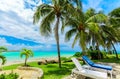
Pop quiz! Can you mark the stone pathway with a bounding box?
[0,67,43,79]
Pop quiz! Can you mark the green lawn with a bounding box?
[3,62,75,79]
[2,54,120,79]
[95,54,120,63]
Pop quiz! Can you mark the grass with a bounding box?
[94,54,120,63]
[2,54,120,79]
[2,62,76,79]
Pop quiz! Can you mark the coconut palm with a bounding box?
[102,7,120,59]
[33,0,74,68]
[20,48,34,66]
[62,1,106,56]
[0,46,7,65]
[100,23,119,59]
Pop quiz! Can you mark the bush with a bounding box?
[73,52,82,57]
[61,57,72,63]
[101,51,107,58]
[0,72,19,79]
[90,50,104,60]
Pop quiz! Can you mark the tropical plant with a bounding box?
[0,55,6,65]
[109,7,120,28]
[0,46,7,65]
[20,48,34,66]
[73,52,82,57]
[33,0,74,68]
[0,72,19,79]
[102,7,120,59]
[62,1,107,57]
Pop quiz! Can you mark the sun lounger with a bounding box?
[71,58,107,79]
[82,55,112,79]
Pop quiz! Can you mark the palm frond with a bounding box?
[20,49,34,58]
[87,22,100,33]
[86,14,107,23]
[65,17,79,27]
[0,55,6,65]
[65,29,77,41]
[40,10,55,36]
[0,47,7,53]
[72,33,79,48]
[33,4,53,24]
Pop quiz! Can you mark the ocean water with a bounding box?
[2,51,76,62]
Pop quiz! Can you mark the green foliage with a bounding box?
[61,57,72,63]
[89,50,103,60]
[101,51,107,58]
[87,46,107,60]
[0,72,19,79]
[0,55,6,65]
[73,52,82,57]
[20,48,34,66]
[3,62,75,79]
[2,55,120,79]
[33,0,75,68]
[0,46,7,53]
[0,46,7,65]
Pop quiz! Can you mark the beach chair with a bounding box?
[82,55,112,79]
[71,58,107,79]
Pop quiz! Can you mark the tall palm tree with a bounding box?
[33,0,74,68]
[100,24,119,59]
[62,1,106,56]
[0,46,7,65]
[20,48,34,66]
[102,7,120,59]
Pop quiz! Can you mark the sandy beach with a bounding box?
[1,57,58,67]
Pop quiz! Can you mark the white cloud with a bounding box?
[83,0,103,12]
[0,0,79,51]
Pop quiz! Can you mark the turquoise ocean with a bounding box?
[2,51,76,62]
[2,51,120,63]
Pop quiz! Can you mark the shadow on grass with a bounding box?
[99,58,120,63]
[93,55,120,64]
[44,63,75,76]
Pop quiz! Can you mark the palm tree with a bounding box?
[0,55,6,65]
[0,46,7,65]
[33,0,74,68]
[100,24,119,59]
[62,1,106,56]
[20,48,34,66]
[102,7,120,59]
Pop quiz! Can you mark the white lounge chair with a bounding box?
[71,58,107,79]
[82,55,112,79]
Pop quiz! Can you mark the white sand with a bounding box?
[1,57,58,67]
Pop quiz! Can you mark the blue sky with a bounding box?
[0,0,120,52]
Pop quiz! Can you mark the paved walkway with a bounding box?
[0,68,43,79]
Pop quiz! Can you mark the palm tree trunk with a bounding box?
[96,42,101,60]
[25,57,27,66]
[55,17,61,68]
[111,42,119,59]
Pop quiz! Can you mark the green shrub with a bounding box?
[61,57,72,63]
[101,51,107,58]
[90,50,105,60]
[73,52,82,57]
[0,72,19,79]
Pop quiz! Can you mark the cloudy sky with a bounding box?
[0,0,120,52]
